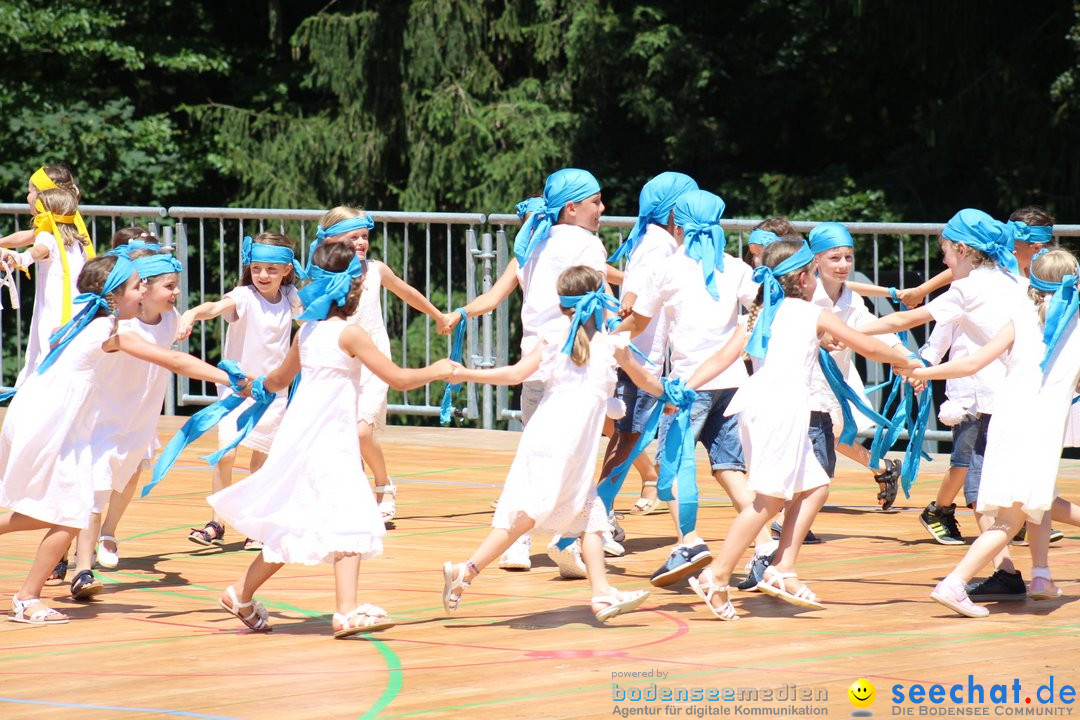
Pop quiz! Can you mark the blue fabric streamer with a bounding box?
[297,255,366,321]
[943,209,1019,275]
[201,376,277,466]
[747,229,781,247]
[744,241,816,359]
[307,216,375,273]
[37,256,136,375]
[608,172,698,263]
[1030,262,1079,371]
[439,308,469,424]
[513,169,601,267]
[111,239,161,257]
[142,361,250,497]
[133,254,183,279]
[817,348,893,445]
[558,289,620,354]
[1008,220,1054,244]
[515,197,545,220]
[241,235,307,281]
[808,222,853,254]
[674,190,727,300]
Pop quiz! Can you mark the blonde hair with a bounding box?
[556,266,604,367]
[1028,249,1079,324]
[36,187,86,249]
[942,238,994,268]
[319,206,369,233]
[744,239,812,354]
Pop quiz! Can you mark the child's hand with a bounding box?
[175,312,196,342]
[237,377,254,398]
[430,357,456,380]
[448,360,467,382]
[440,311,463,335]
[0,249,16,269]
[903,374,927,392]
[819,333,845,352]
[434,314,451,335]
[897,287,926,308]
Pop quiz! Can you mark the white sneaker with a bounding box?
[602,529,625,557]
[546,537,587,579]
[96,536,119,570]
[499,534,532,570]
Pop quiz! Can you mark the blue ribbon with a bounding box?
[515,197,545,220]
[112,239,161,256]
[808,222,853,254]
[817,348,893,445]
[601,378,698,536]
[513,169,601,267]
[675,190,727,300]
[1008,220,1054,244]
[307,216,375,272]
[36,256,136,375]
[439,308,469,424]
[201,376,277,466]
[1031,262,1079,371]
[867,353,932,497]
[603,317,656,367]
[297,255,366,321]
[608,172,698,263]
[142,361,252,497]
[747,228,781,247]
[943,208,1019,275]
[242,235,307,281]
[133,254,183,279]
[744,241,816,359]
[558,290,620,354]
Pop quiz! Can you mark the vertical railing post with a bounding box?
[176,220,191,407]
[494,227,510,423]
[479,231,495,428]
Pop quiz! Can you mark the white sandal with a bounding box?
[218,586,272,632]
[442,561,471,614]
[629,481,663,515]
[592,589,650,622]
[96,535,119,570]
[755,568,823,610]
[9,596,69,625]
[377,481,397,522]
[688,568,738,620]
[333,604,396,638]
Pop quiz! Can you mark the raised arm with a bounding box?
[108,332,232,386]
[905,322,1014,381]
[451,342,543,387]
[818,311,915,368]
[340,324,453,390]
[686,325,747,390]
[176,296,238,342]
[443,259,521,333]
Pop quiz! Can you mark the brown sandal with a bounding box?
[189,521,225,547]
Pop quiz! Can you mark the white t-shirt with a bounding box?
[633,249,758,390]
[621,224,676,377]
[220,284,302,382]
[515,224,608,355]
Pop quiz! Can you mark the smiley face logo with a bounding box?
[848,678,876,709]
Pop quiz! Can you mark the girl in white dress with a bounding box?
[905,249,1080,617]
[209,242,454,638]
[0,254,232,624]
[176,232,303,550]
[314,206,449,523]
[441,266,652,623]
[68,249,185,598]
[681,240,911,620]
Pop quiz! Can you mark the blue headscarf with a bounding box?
[557,288,620,354]
[133,254,183,279]
[808,222,853,254]
[674,190,727,300]
[1030,250,1079,371]
[308,216,375,273]
[608,172,698,263]
[112,238,161,257]
[744,241,816,359]
[1008,220,1054,245]
[942,209,1019,274]
[513,169,602,267]
[515,196,545,220]
[242,235,306,280]
[747,228,781,247]
[297,254,366,321]
[37,256,136,374]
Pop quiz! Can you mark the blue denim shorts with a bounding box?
[808,411,837,478]
[613,369,660,435]
[962,414,991,507]
[657,387,746,472]
[949,415,980,468]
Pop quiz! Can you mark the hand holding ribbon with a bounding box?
[439,308,469,424]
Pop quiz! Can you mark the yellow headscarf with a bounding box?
[30,168,96,324]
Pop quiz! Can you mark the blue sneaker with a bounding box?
[650,543,712,587]
[736,552,773,591]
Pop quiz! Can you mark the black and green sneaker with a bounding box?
[966,569,1026,601]
[919,502,964,545]
[1010,526,1066,546]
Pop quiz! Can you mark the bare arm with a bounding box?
[176,296,238,341]
[614,346,664,397]
[686,325,747,390]
[905,322,1014,381]
[444,260,521,334]
[846,280,892,299]
[340,324,453,390]
[610,310,651,338]
[856,305,934,335]
[262,336,302,394]
[0,229,35,249]
[108,332,232,385]
[380,263,448,332]
[818,311,914,367]
[898,269,953,308]
[605,264,624,286]
[451,343,543,386]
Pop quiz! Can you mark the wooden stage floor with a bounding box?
[2,418,1080,719]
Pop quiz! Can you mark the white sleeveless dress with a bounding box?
[348,260,392,428]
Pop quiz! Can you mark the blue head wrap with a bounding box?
[37,256,136,374]
[242,235,307,281]
[747,228,781,247]
[133,254,183,279]
[808,222,854,254]
[1008,220,1054,245]
[942,209,1019,274]
[111,238,161,257]
[297,254,366,321]
[744,241,816,359]
[557,288,620,354]
[1029,250,1079,371]
[674,190,727,300]
[513,169,602,267]
[515,196,545,220]
[609,172,698,263]
[308,216,375,274]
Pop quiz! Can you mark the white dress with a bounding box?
[726,299,830,500]
[216,284,301,453]
[0,317,111,528]
[89,310,179,493]
[348,260,391,428]
[15,231,88,386]
[977,303,1077,523]
[208,320,385,565]
[492,319,623,536]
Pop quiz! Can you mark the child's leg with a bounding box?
[333,552,362,615]
[0,511,55,535]
[359,421,392,491]
[230,552,285,603]
[703,495,787,586]
[1051,495,1080,526]
[17,525,78,608]
[581,531,614,598]
[1025,513,1060,598]
[835,441,870,466]
[633,453,658,500]
[208,448,237,527]
[937,467,966,507]
[714,469,774,549]
[99,469,141,558]
[771,484,829,591]
[950,507,1026,584]
[974,510,1017,573]
[446,513,537,610]
[73,512,101,575]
